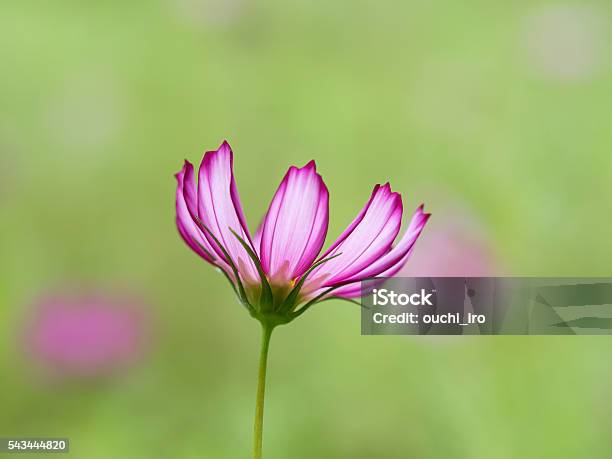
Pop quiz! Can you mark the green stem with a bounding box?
[253,322,274,459]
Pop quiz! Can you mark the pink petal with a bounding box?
[259,161,329,283]
[309,206,429,299]
[196,141,259,283]
[322,282,362,299]
[305,184,403,289]
[342,205,430,282]
[252,221,263,254]
[175,162,217,264]
[327,244,419,299]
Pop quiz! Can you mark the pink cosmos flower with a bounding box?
[175,140,429,324]
[175,140,429,459]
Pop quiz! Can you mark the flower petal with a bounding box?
[305,184,403,289]
[252,221,264,255]
[175,161,217,264]
[308,205,429,299]
[259,161,329,283]
[347,205,430,281]
[196,141,259,283]
[324,244,419,299]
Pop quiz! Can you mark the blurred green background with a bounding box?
[2,1,612,458]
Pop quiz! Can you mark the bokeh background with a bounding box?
[2,1,612,458]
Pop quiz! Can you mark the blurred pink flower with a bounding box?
[22,291,150,379]
[401,205,500,277]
